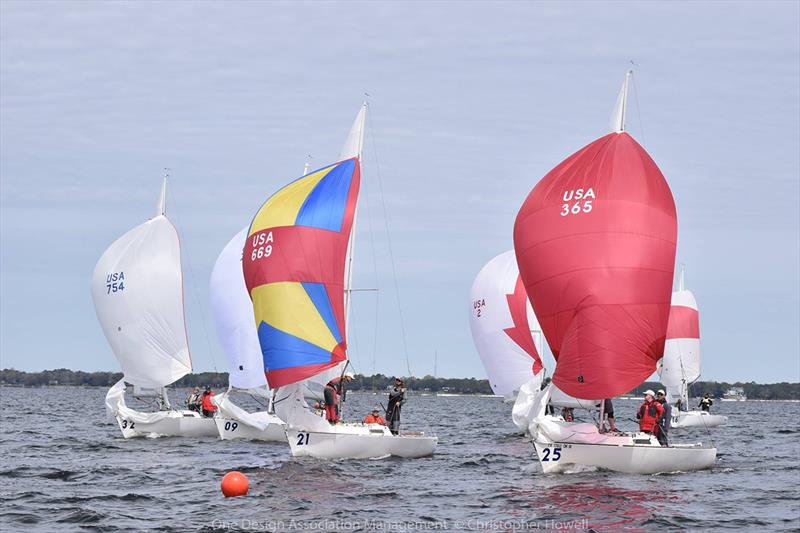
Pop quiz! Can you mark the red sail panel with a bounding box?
[504,274,544,374]
[513,132,677,399]
[666,306,700,340]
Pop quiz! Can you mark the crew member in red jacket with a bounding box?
[636,389,664,439]
[201,386,217,418]
[323,372,354,424]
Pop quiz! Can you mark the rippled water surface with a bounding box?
[1,386,798,531]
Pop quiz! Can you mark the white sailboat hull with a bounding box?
[115,411,218,439]
[214,414,286,442]
[533,438,716,475]
[286,424,437,459]
[672,410,727,428]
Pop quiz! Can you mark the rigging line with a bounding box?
[360,142,382,381]
[165,174,219,373]
[630,71,647,149]
[366,106,412,377]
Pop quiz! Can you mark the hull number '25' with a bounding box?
[296,432,310,446]
[541,447,561,461]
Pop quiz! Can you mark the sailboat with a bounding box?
[658,265,727,428]
[513,71,716,474]
[92,176,218,438]
[208,227,286,441]
[468,250,546,431]
[242,103,437,459]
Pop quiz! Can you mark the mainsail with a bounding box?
[469,250,544,398]
[513,76,677,400]
[243,159,360,388]
[91,178,192,388]
[657,266,701,406]
[209,227,267,390]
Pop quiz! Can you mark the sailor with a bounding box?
[201,386,217,418]
[636,390,664,440]
[541,377,555,416]
[363,408,386,425]
[386,377,406,435]
[698,393,713,412]
[324,372,354,424]
[186,387,201,413]
[561,407,574,422]
[656,389,672,446]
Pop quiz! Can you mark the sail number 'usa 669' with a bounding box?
[560,188,595,216]
[250,231,274,261]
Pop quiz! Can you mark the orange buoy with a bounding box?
[221,471,249,497]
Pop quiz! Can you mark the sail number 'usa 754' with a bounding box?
[250,231,274,261]
[560,188,595,216]
[106,272,125,294]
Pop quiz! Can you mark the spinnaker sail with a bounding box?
[469,250,544,398]
[513,85,677,401]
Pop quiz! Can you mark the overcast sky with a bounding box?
[1,1,798,384]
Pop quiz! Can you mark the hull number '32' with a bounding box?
[541,447,561,461]
[106,272,125,294]
[296,432,310,446]
[250,231,274,261]
[560,188,595,217]
[121,419,135,430]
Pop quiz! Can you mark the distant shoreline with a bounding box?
[2,368,798,400]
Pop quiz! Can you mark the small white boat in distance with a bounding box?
[242,103,436,459]
[513,70,716,474]
[722,387,747,401]
[92,175,216,438]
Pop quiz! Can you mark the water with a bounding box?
[1,387,798,532]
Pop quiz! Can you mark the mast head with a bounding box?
[157,168,169,216]
[339,101,368,161]
[609,70,633,134]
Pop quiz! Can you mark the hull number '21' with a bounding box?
[296,432,310,446]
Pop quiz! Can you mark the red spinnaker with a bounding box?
[513,132,677,399]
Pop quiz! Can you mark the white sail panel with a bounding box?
[469,250,543,398]
[210,227,267,389]
[91,214,191,388]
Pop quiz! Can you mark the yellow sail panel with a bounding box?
[249,166,336,235]
[251,282,339,353]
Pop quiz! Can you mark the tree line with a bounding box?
[0,368,797,399]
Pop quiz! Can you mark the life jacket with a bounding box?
[363,414,385,425]
[201,391,217,412]
[637,400,663,432]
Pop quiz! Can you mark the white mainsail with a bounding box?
[209,227,267,390]
[91,177,192,389]
[469,250,543,399]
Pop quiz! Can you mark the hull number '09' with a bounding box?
[541,447,561,461]
[296,432,310,446]
[560,188,595,216]
[250,231,274,261]
[224,421,238,432]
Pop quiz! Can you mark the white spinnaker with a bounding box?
[658,288,701,403]
[91,193,191,388]
[469,250,542,398]
[210,227,268,390]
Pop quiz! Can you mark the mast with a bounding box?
[157,168,169,216]
[341,102,368,331]
[679,264,685,291]
[609,70,633,134]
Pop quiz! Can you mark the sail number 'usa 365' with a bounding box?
[560,188,595,216]
[250,231,274,261]
[106,272,125,294]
